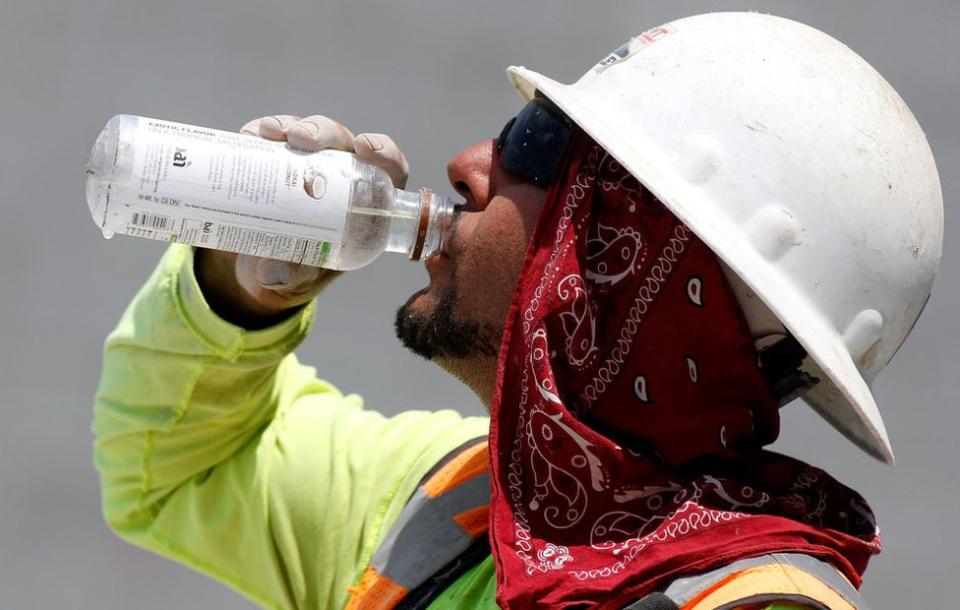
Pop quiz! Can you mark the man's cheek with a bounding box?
[456,244,524,325]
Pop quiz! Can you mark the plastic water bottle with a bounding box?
[85,115,457,270]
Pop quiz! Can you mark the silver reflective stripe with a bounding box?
[713,593,830,610]
[658,553,867,610]
[370,473,490,590]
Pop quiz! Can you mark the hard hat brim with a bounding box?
[507,65,894,464]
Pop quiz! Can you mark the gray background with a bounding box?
[0,0,955,608]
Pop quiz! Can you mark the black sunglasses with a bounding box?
[496,91,573,186]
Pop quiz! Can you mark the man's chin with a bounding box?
[393,281,500,361]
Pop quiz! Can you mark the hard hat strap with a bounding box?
[758,334,820,406]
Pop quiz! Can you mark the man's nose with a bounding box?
[446,140,496,211]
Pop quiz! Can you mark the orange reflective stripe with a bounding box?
[683,563,856,610]
[452,504,490,539]
[347,440,491,610]
[681,571,742,610]
[421,440,489,498]
[345,566,408,610]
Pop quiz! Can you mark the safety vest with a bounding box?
[346,440,867,610]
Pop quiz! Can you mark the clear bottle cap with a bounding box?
[387,188,456,260]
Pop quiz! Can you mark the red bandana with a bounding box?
[488,130,881,609]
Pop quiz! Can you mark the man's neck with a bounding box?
[434,355,499,414]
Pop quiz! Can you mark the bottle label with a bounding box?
[102,117,354,266]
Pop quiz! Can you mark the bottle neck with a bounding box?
[385,188,456,260]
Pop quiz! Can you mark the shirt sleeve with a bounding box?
[93,244,489,610]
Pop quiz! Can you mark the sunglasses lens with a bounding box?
[497,117,516,156]
[497,96,571,186]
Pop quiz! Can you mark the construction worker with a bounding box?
[93,12,942,609]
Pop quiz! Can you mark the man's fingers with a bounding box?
[354,133,410,189]
[287,115,355,152]
[241,118,408,190]
[240,115,301,140]
[258,115,303,141]
[240,118,262,136]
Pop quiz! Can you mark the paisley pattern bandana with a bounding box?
[488,129,881,609]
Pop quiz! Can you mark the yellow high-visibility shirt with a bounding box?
[94,244,488,609]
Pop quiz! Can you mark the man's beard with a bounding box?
[394,281,501,360]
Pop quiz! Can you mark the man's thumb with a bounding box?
[255,259,321,292]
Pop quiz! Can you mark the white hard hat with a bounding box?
[507,12,943,463]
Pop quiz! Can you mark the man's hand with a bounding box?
[196,114,410,329]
